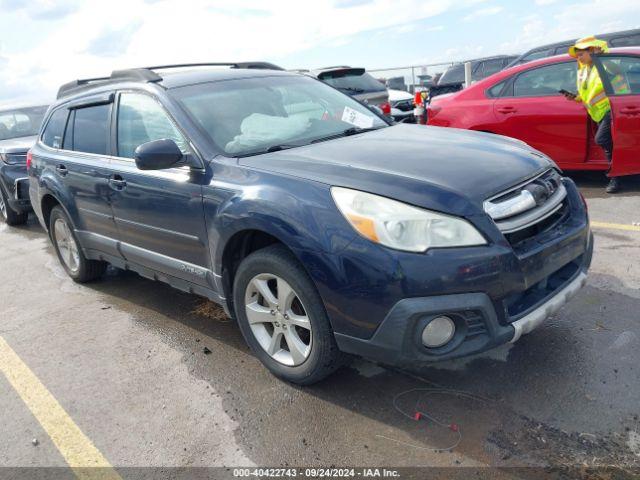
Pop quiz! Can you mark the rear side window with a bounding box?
[610,34,640,47]
[116,93,188,159]
[521,48,554,63]
[70,104,110,155]
[476,59,506,79]
[42,108,69,149]
[553,45,572,55]
[513,62,576,97]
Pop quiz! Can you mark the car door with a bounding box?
[595,54,640,176]
[492,61,588,168]
[47,95,122,259]
[108,91,212,288]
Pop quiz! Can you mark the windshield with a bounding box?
[0,105,48,141]
[172,75,388,157]
[319,71,387,94]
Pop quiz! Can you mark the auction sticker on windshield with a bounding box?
[341,106,374,129]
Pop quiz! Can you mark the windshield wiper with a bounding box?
[237,143,305,157]
[238,127,386,157]
[265,144,305,153]
[310,126,386,144]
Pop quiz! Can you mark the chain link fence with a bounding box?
[368,62,455,92]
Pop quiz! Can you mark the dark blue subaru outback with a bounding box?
[29,63,592,384]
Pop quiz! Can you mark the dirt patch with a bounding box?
[488,413,640,476]
[190,300,230,322]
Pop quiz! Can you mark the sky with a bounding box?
[0,0,639,104]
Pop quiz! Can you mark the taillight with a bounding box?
[26,150,32,170]
[380,102,391,116]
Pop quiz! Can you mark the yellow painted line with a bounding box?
[591,221,640,232]
[0,336,121,480]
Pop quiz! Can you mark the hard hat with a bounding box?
[569,36,609,58]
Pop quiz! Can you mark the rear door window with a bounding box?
[41,108,69,149]
[70,104,111,155]
[513,62,576,97]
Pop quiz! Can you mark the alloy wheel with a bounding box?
[244,273,312,366]
[54,218,80,273]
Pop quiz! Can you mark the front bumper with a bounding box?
[510,270,587,343]
[334,241,591,367]
[0,165,32,213]
[324,178,592,367]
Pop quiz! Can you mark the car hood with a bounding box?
[239,124,554,216]
[0,135,37,154]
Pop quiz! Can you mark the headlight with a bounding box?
[331,187,486,252]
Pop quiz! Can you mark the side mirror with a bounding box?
[134,139,184,171]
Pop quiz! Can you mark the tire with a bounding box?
[0,187,28,226]
[49,206,106,283]
[233,244,346,385]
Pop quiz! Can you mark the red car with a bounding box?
[427,47,640,177]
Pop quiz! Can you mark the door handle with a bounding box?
[497,106,517,114]
[620,106,640,115]
[108,174,127,190]
[55,164,68,176]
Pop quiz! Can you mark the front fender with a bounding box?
[204,166,356,273]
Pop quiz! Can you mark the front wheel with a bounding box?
[49,206,106,283]
[233,245,346,385]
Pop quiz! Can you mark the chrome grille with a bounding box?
[484,170,567,235]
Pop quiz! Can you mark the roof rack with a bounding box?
[56,61,284,99]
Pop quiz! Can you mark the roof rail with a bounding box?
[143,62,284,71]
[56,61,284,99]
[56,69,162,99]
[56,77,110,99]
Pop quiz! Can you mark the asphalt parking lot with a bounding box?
[1,173,639,476]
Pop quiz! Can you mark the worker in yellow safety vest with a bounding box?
[564,36,630,193]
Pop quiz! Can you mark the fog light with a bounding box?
[421,316,455,348]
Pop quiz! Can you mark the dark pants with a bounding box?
[595,110,613,172]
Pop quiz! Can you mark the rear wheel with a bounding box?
[49,206,106,282]
[233,244,346,384]
[0,188,28,226]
